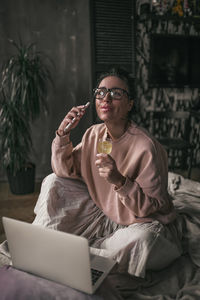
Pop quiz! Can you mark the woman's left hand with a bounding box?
[95,154,125,188]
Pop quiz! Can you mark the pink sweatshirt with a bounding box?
[51,122,176,225]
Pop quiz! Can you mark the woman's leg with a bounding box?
[33,173,119,242]
[91,220,182,278]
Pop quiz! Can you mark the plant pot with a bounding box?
[7,163,36,195]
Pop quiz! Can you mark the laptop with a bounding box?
[2,216,116,294]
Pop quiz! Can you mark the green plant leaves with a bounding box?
[0,40,52,174]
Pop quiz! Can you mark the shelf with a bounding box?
[151,15,200,22]
[137,14,200,23]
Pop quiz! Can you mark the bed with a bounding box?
[0,172,200,299]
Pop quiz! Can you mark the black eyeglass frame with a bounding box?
[93,87,130,100]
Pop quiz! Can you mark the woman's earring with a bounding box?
[128,100,134,111]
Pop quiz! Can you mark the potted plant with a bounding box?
[0,39,52,194]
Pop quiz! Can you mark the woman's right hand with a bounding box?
[57,105,86,136]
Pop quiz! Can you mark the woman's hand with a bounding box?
[95,154,126,188]
[57,105,86,136]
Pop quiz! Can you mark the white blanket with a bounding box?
[113,172,200,299]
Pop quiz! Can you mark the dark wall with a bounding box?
[0,0,93,181]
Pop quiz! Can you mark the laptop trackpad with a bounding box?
[90,253,116,272]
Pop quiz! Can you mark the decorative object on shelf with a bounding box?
[183,0,193,16]
[172,0,184,17]
[151,0,171,15]
[193,0,200,15]
[137,0,151,19]
[152,0,162,15]
[0,39,52,194]
[138,0,200,19]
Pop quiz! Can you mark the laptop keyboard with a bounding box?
[91,268,103,285]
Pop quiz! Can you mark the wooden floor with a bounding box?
[0,168,200,244]
[0,182,41,243]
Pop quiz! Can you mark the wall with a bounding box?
[0,0,93,181]
[135,0,200,165]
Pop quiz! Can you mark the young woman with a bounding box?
[33,67,182,278]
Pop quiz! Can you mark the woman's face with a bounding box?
[95,76,133,124]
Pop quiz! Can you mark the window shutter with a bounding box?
[91,0,136,81]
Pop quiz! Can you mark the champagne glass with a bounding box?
[97,137,112,154]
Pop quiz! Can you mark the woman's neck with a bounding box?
[105,120,129,140]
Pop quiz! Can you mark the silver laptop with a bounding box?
[2,217,116,294]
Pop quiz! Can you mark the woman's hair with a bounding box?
[95,66,137,119]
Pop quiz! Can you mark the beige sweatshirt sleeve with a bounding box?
[115,177,172,219]
[51,133,82,179]
[113,141,174,220]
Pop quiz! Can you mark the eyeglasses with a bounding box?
[93,87,129,100]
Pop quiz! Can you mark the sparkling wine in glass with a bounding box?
[97,137,112,154]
